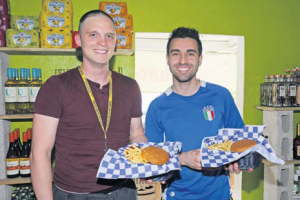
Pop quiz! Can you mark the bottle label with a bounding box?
[6,158,19,175]
[116,34,126,47]
[48,1,65,13]
[46,33,65,46]
[113,16,126,29]
[30,87,40,102]
[20,158,30,174]
[279,86,286,97]
[297,146,300,156]
[47,16,65,28]
[4,87,17,102]
[17,87,29,102]
[290,86,296,96]
[17,18,35,30]
[105,4,121,15]
[13,33,32,45]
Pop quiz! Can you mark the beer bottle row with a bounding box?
[4,67,43,114]
[260,68,300,107]
[11,184,36,200]
[6,128,31,179]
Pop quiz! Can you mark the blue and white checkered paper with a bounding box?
[97,141,182,179]
[201,125,285,168]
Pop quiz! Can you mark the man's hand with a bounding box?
[225,162,253,174]
[179,149,202,170]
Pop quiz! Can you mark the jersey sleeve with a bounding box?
[33,76,63,119]
[224,90,244,128]
[145,100,165,143]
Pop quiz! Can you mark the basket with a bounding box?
[238,152,262,170]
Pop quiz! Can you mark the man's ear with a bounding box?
[74,33,82,47]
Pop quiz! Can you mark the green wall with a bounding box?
[8,0,300,199]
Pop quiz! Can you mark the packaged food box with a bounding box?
[40,30,72,48]
[42,0,73,13]
[6,29,39,48]
[10,15,39,31]
[116,30,132,49]
[112,14,133,31]
[99,1,127,15]
[40,11,72,31]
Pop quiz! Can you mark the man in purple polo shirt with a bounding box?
[30,10,147,200]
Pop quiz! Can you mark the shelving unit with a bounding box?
[0,177,31,185]
[256,106,298,200]
[0,47,134,56]
[0,47,134,200]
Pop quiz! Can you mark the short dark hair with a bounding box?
[167,27,202,56]
[78,10,115,35]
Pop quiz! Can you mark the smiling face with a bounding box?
[167,38,203,84]
[75,14,116,68]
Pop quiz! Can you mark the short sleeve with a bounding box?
[33,76,63,118]
[131,80,142,118]
[224,90,244,128]
[145,100,165,143]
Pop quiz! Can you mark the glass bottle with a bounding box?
[293,124,300,160]
[27,128,32,152]
[268,75,274,106]
[13,130,21,158]
[272,75,280,107]
[294,174,300,195]
[283,75,291,107]
[6,132,20,178]
[20,132,31,177]
[17,68,30,114]
[260,75,268,106]
[4,68,18,114]
[29,68,42,113]
[290,73,297,106]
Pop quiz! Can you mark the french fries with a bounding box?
[124,145,148,164]
[206,138,233,151]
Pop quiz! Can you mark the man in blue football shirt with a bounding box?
[145,27,245,200]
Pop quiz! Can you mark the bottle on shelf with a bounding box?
[260,75,268,106]
[13,130,21,157]
[267,75,274,106]
[290,72,297,106]
[29,68,42,113]
[20,132,31,178]
[4,68,17,114]
[293,123,300,160]
[294,174,300,196]
[27,128,32,152]
[17,68,30,114]
[6,132,20,178]
[16,128,23,152]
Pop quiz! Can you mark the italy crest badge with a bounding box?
[203,106,215,121]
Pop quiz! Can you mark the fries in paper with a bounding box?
[206,138,233,152]
[124,145,148,164]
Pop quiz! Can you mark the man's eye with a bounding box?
[188,53,195,56]
[90,33,96,37]
[107,34,115,39]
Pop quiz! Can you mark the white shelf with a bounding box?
[0,47,134,56]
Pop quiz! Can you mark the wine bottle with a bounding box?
[4,68,17,114]
[27,128,32,152]
[29,68,41,113]
[13,130,21,157]
[17,68,30,114]
[20,132,31,177]
[16,128,23,152]
[6,132,20,178]
[293,123,300,160]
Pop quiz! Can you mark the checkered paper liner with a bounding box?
[200,125,285,168]
[97,141,182,180]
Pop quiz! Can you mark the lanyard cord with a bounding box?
[78,66,113,152]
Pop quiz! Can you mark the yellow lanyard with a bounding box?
[78,66,113,152]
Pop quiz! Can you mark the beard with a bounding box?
[170,63,199,83]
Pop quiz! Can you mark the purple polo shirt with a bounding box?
[33,67,142,193]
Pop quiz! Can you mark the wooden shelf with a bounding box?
[0,47,134,56]
[0,177,31,185]
[255,106,300,111]
[0,114,33,120]
[263,159,300,166]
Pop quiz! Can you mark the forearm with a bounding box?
[130,134,148,143]
[30,151,53,200]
